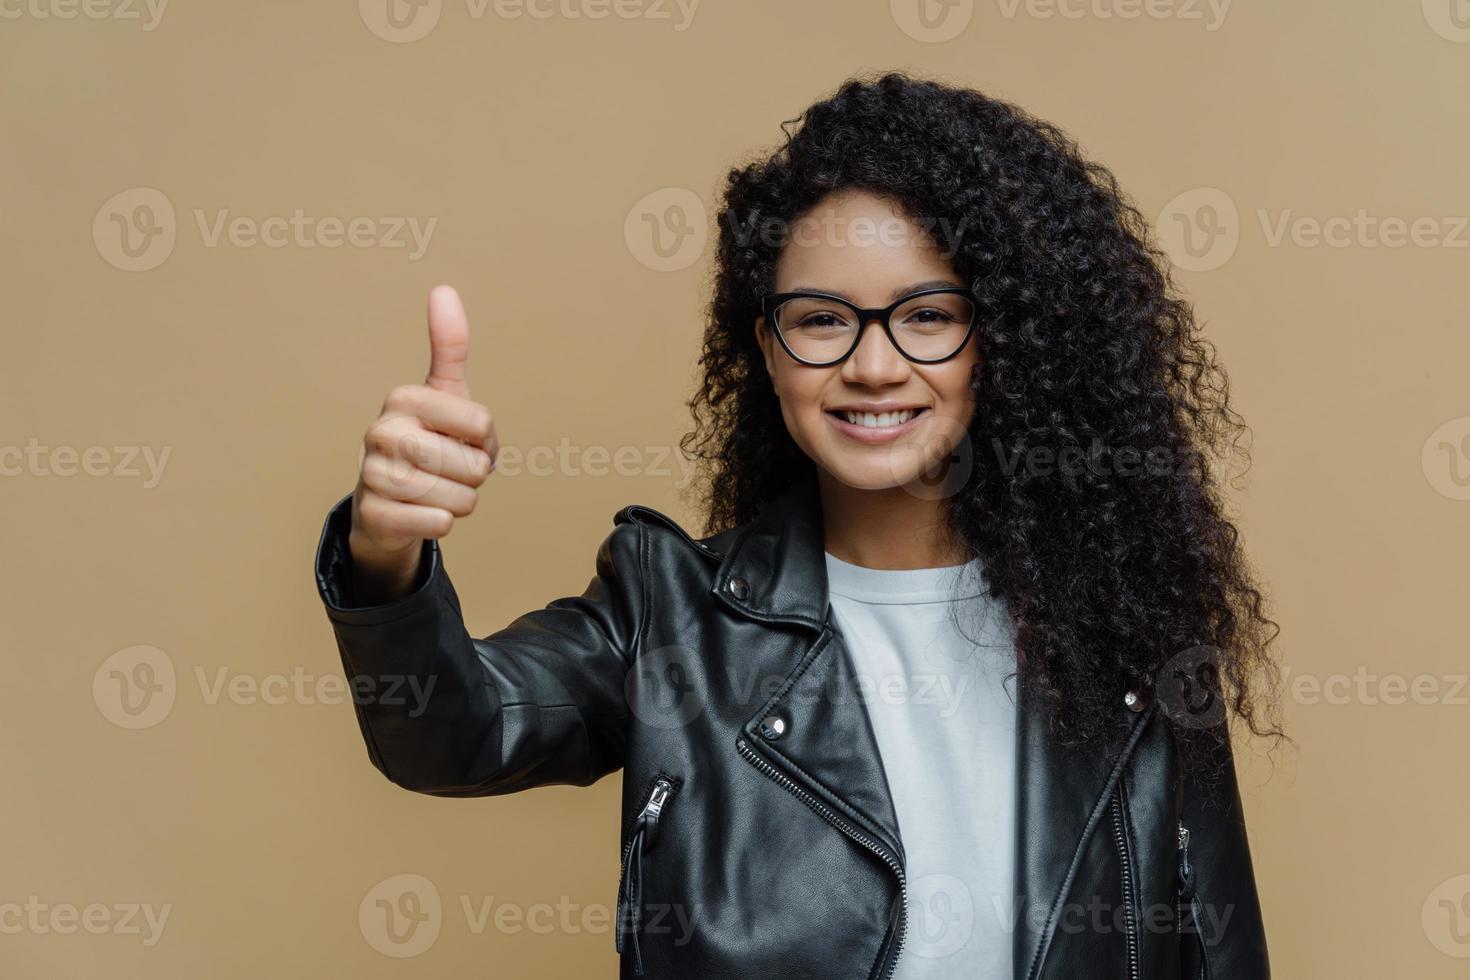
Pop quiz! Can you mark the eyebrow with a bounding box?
[785,280,965,304]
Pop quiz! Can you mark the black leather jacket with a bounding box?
[313,472,1270,979]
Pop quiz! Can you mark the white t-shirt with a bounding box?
[823,550,1019,980]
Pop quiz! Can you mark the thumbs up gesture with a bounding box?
[348,285,499,602]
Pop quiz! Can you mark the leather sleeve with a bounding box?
[1177,726,1271,980]
[312,490,642,797]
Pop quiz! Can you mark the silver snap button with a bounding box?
[727,576,750,600]
[758,713,787,740]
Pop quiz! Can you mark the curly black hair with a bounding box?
[678,70,1287,773]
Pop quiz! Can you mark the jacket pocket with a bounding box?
[616,772,681,977]
[1176,820,1211,980]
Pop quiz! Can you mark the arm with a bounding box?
[313,490,643,797]
[1176,727,1271,980]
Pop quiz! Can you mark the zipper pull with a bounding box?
[1176,820,1196,901]
[639,777,673,849]
[621,776,675,976]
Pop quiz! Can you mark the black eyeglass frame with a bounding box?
[759,286,981,367]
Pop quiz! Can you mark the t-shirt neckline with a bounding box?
[823,550,987,605]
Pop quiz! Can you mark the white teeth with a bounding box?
[842,409,918,428]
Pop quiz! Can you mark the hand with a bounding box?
[347,285,499,602]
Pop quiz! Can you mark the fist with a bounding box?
[347,285,500,597]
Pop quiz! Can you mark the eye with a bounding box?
[774,297,858,331]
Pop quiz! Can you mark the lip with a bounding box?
[827,402,928,414]
[825,406,931,444]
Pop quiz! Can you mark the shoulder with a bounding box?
[611,502,740,568]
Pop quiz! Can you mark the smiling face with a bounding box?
[754,189,980,492]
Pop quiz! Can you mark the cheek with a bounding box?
[772,366,826,413]
[931,361,980,413]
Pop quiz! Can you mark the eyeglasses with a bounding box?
[760,286,979,367]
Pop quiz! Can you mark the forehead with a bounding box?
[772,190,956,298]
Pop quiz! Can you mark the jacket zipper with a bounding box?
[736,736,907,980]
[1176,818,1212,979]
[1109,793,1141,980]
[1176,820,1191,935]
[616,774,678,976]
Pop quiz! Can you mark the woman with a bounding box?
[314,71,1285,979]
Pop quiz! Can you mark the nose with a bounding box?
[839,317,910,385]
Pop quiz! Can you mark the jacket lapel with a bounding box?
[710,469,905,862]
[709,470,1156,980]
[1014,677,1157,980]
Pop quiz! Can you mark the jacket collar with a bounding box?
[710,468,831,630]
[708,469,1158,980]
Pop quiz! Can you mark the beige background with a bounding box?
[3,1,1468,976]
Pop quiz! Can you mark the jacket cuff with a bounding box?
[313,490,441,627]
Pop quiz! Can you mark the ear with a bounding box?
[754,315,778,384]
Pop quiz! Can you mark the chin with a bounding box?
[818,452,927,492]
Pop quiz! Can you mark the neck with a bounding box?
[816,470,969,570]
